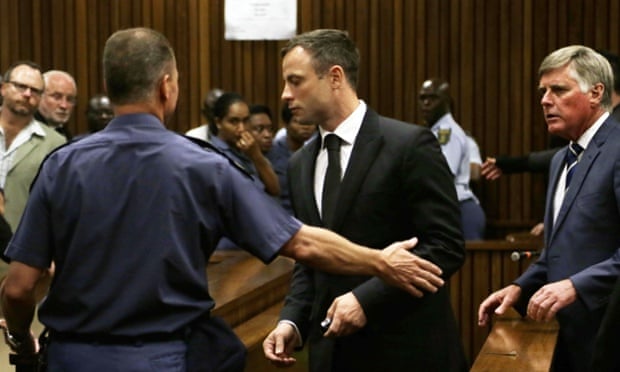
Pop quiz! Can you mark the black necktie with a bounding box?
[322,134,341,228]
[565,142,584,190]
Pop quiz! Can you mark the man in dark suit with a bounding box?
[263,29,467,372]
[478,45,620,372]
[591,276,620,372]
[590,49,620,372]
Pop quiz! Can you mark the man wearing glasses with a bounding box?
[35,70,78,141]
[0,61,66,232]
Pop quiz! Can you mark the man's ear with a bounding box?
[590,82,604,106]
[160,74,172,101]
[328,65,345,88]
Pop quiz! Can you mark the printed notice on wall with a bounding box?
[225,0,297,40]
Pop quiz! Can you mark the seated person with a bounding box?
[267,106,317,214]
[210,92,279,197]
[248,104,276,154]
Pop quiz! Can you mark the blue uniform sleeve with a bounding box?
[214,163,302,263]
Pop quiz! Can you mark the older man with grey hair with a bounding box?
[35,70,77,140]
[478,45,619,372]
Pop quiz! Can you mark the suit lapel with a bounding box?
[549,121,611,244]
[9,136,41,172]
[293,136,322,226]
[330,109,383,232]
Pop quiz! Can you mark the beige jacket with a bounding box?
[4,121,66,231]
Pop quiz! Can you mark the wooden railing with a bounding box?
[470,308,559,371]
[206,251,303,372]
[208,250,293,330]
[2,241,549,371]
[209,240,550,371]
[451,238,544,365]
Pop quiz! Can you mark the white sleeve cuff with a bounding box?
[277,320,302,348]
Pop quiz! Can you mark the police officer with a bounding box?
[419,78,486,239]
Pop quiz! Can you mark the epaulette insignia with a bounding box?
[437,128,451,145]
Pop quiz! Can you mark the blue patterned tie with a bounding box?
[565,142,584,190]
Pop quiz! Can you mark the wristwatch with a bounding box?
[3,328,24,351]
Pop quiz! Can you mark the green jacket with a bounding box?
[4,121,66,231]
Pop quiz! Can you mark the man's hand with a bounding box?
[478,284,522,326]
[263,323,299,368]
[530,222,545,237]
[527,279,576,322]
[323,292,367,337]
[0,190,6,216]
[379,237,444,297]
[481,157,503,181]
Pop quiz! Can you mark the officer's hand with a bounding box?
[379,237,444,297]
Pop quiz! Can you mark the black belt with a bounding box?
[49,330,186,345]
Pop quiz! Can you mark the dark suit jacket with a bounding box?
[280,108,467,372]
[513,116,620,371]
[591,276,620,372]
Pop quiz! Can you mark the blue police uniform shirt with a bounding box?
[4,113,302,336]
[266,135,294,214]
[209,135,266,192]
[430,113,475,202]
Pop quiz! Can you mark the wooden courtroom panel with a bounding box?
[2,0,619,244]
[206,251,308,372]
[470,308,559,372]
[451,239,543,365]
[207,250,294,328]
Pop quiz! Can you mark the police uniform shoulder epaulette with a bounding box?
[436,127,452,145]
[182,135,253,179]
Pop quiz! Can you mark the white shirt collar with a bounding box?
[0,118,46,136]
[574,111,609,149]
[0,118,47,151]
[318,100,367,146]
[431,112,455,129]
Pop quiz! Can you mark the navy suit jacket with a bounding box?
[280,108,467,372]
[514,115,620,371]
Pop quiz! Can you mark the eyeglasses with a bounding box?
[250,125,275,134]
[7,81,44,97]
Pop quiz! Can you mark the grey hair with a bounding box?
[539,45,613,111]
